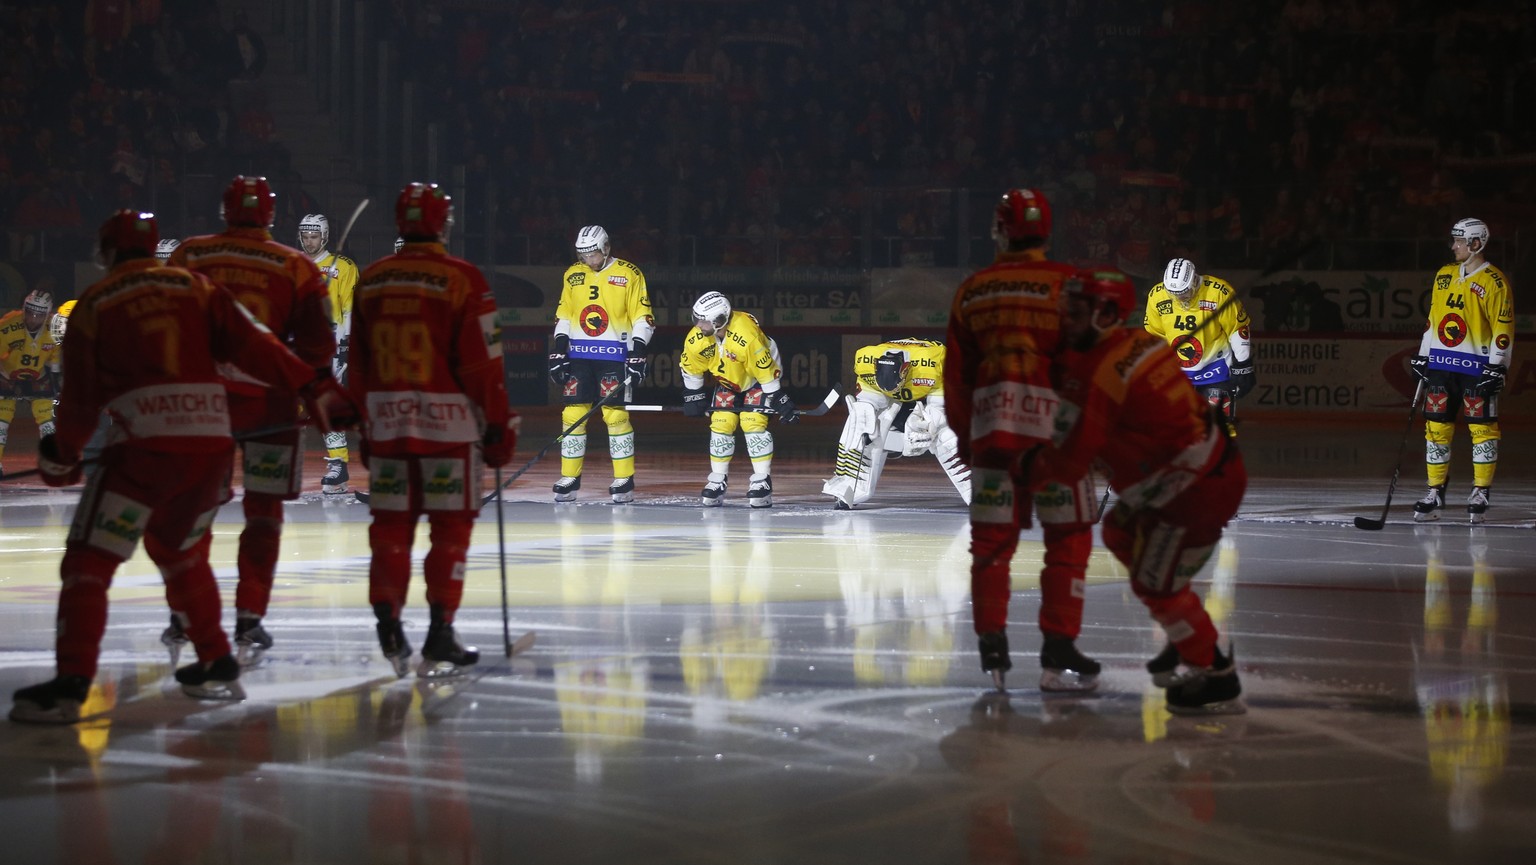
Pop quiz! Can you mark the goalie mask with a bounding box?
[692,291,732,336]
[874,350,912,395]
[50,299,77,343]
[298,213,330,257]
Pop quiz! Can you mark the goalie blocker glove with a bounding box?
[1476,363,1506,396]
[766,389,798,423]
[1229,358,1256,399]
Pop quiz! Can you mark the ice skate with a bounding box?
[747,474,773,509]
[553,475,581,502]
[417,623,480,679]
[321,459,349,494]
[1165,647,1244,715]
[1146,642,1190,688]
[234,615,274,668]
[9,675,92,725]
[1412,484,1445,522]
[1039,636,1100,693]
[977,630,1012,691]
[375,612,413,679]
[1467,486,1490,525]
[609,476,635,504]
[175,654,246,701]
[700,472,727,507]
[160,613,190,665]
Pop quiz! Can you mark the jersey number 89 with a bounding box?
[370,320,432,385]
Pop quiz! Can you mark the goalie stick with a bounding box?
[1353,380,1426,531]
[626,384,844,417]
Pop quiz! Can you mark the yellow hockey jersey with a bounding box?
[314,251,359,333]
[1143,274,1251,387]
[554,257,655,361]
[0,310,61,386]
[854,338,945,403]
[679,310,782,392]
[1418,260,1514,375]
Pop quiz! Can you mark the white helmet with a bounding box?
[393,236,404,253]
[575,225,610,261]
[298,214,330,257]
[155,238,180,261]
[692,291,732,335]
[1451,217,1489,251]
[1163,257,1199,298]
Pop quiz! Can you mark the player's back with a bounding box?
[951,253,1077,384]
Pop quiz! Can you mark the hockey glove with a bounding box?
[482,415,520,468]
[300,370,361,434]
[626,341,649,389]
[1408,354,1430,383]
[902,403,934,457]
[37,434,82,487]
[1229,358,1256,399]
[766,389,798,423]
[682,386,709,417]
[548,350,569,384]
[1476,363,1507,396]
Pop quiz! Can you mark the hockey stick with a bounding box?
[494,465,512,656]
[626,384,844,417]
[334,198,369,254]
[477,391,623,507]
[1353,380,1426,531]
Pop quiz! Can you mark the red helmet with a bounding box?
[992,187,1052,243]
[395,182,453,240]
[97,210,160,262]
[1068,265,1136,326]
[222,175,276,228]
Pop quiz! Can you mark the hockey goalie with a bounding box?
[822,338,970,509]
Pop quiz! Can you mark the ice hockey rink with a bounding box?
[1,409,1533,865]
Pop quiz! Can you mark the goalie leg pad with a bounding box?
[930,403,971,504]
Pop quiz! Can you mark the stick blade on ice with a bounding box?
[1353,516,1386,531]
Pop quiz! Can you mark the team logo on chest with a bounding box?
[1437,313,1467,347]
[1174,336,1203,369]
[580,304,609,336]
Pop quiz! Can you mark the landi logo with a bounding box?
[424,465,463,496]
[247,451,290,480]
[95,505,146,544]
[374,466,408,496]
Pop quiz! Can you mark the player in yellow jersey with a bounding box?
[1408,218,1514,524]
[0,289,60,479]
[823,338,970,508]
[679,291,795,507]
[1144,258,1255,431]
[548,225,655,503]
[299,213,361,493]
